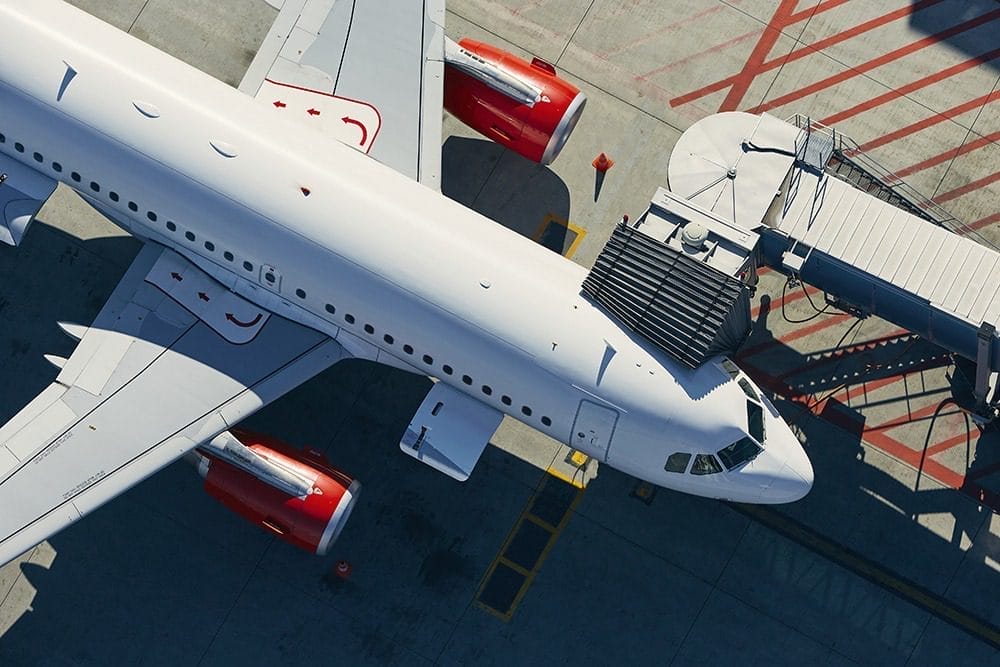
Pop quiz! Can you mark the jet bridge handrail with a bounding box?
[785,114,998,253]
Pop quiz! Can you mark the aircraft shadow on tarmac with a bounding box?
[908,0,1000,74]
[441,136,573,255]
[2,225,998,661]
[733,291,999,648]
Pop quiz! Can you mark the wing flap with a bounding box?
[240,0,445,187]
[0,243,347,565]
[400,382,503,481]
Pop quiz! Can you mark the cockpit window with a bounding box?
[720,358,740,379]
[738,377,757,401]
[691,454,722,475]
[664,452,691,473]
[717,436,762,470]
[746,399,765,443]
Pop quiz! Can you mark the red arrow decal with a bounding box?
[226,312,263,328]
[341,116,368,146]
[273,100,287,108]
[198,292,210,302]
[170,272,183,281]
[307,108,321,116]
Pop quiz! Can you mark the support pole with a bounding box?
[974,321,995,413]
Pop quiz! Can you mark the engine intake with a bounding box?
[195,430,359,555]
[444,38,586,165]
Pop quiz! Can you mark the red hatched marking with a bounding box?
[670,0,938,110]
[718,0,800,112]
[821,46,1000,126]
[747,8,1000,115]
[887,130,1000,182]
[852,89,1000,153]
[602,3,734,59]
[955,211,1000,235]
[932,170,1000,204]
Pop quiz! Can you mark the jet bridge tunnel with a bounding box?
[591,111,1000,417]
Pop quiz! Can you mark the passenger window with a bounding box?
[185,231,196,242]
[296,288,307,299]
[383,334,393,344]
[521,406,532,417]
[128,201,138,212]
[71,171,81,182]
[441,364,453,375]
[664,452,691,473]
[243,261,253,271]
[345,314,355,324]
[541,416,552,427]
[33,152,43,163]
[326,304,337,315]
[166,221,177,232]
[108,190,118,201]
[501,395,512,406]
[147,211,157,222]
[53,162,63,173]
[691,454,722,475]
[481,385,492,396]
[204,241,215,252]
[402,344,413,354]
[224,251,234,262]
[365,324,375,334]
[14,142,24,152]
[422,354,433,364]
[462,375,472,385]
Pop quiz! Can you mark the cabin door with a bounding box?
[571,400,619,461]
[259,264,282,294]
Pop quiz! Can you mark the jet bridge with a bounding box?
[582,189,758,369]
[667,111,1000,417]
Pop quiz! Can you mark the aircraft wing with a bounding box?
[240,0,445,189]
[0,243,347,565]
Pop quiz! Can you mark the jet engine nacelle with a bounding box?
[443,38,586,165]
[194,430,360,555]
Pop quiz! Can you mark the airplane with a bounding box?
[0,0,813,566]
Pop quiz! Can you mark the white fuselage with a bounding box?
[0,1,812,502]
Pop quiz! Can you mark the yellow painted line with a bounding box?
[544,464,588,489]
[531,213,588,259]
[735,503,1000,650]
[475,476,585,622]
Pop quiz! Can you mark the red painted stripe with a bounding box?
[670,0,927,108]
[924,431,974,457]
[888,130,1000,182]
[640,28,762,79]
[933,170,1000,204]
[738,314,852,359]
[822,47,1000,126]
[719,0,800,112]
[748,8,1000,115]
[955,211,1000,235]
[852,89,1000,153]
[750,284,822,318]
[603,3,731,59]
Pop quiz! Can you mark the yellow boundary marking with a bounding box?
[531,213,587,259]
[474,476,585,622]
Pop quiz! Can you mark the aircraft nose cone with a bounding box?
[760,451,813,503]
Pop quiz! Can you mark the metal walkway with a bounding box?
[665,111,1000,414]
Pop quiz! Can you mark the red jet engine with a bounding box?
[443,38,586,165]
[194,429,360,555]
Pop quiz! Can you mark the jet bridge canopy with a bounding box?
[582,190,757,369]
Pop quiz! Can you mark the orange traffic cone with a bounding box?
[592,152,614,172]
[335,560,352,579]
